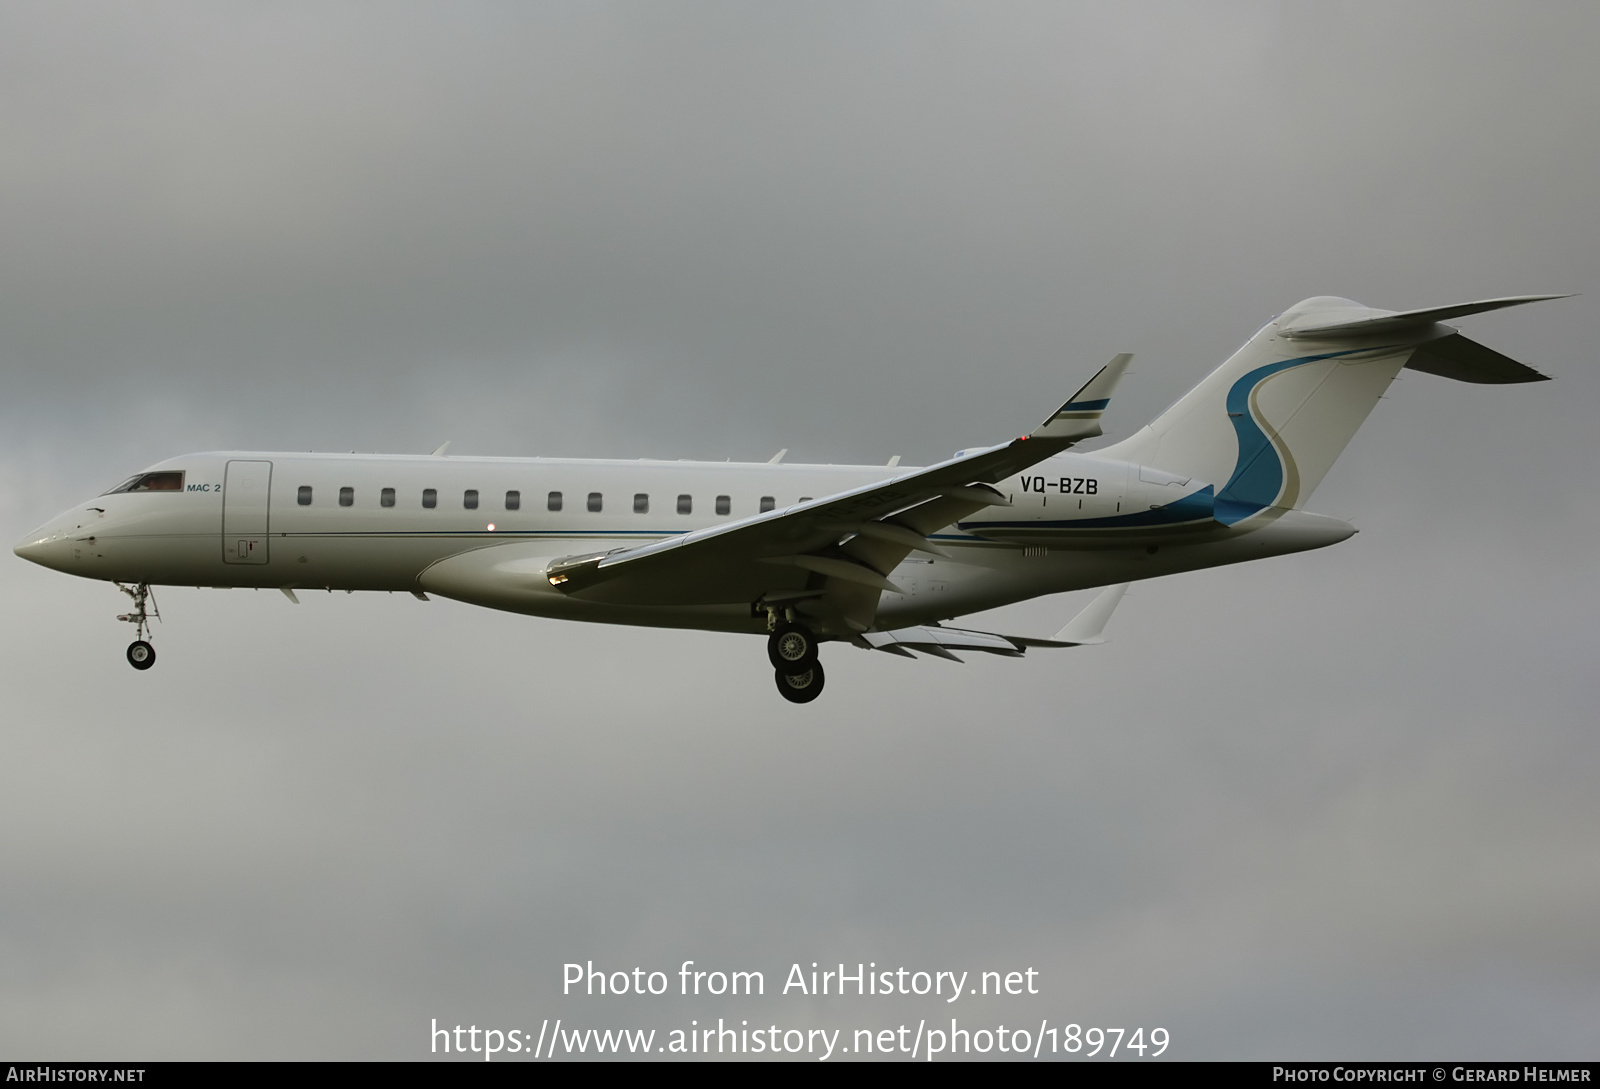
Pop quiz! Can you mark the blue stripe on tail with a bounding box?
[1214,348,1378,525]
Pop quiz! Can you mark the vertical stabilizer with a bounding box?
[1095,295,1559,525]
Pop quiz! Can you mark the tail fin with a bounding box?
[1097,295,1563,525]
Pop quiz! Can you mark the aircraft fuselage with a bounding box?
[17,449,1352,635]
[20,293,1555,701]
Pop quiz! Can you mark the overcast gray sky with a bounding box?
[2,1,1596,1060]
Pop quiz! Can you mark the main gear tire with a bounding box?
[774,661,825,704]
[767,622,819,671]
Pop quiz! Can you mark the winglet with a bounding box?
[1030,353,1133,442]
[1051,582,1129,645]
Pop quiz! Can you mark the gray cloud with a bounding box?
[2,0,1596,1059]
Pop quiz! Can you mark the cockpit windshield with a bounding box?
[104,471,185,494]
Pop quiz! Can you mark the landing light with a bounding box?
[487,523,496,532]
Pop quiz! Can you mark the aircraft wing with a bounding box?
[544,355,1131,633]
[857,583,1130,660]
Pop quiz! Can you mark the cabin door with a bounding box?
[222,460,272,564]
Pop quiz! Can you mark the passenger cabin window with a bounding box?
[464,489,479,510]
[677,494,692,515]
[106,471,186,494]
[548,491,562,512]
[422,488,437,509]
[760,496,775,513]
[633,493,648,514]
[339,486,354,507]
[381,488,395,508]
[505,490,521,511]
[587,492,603,513]
[297,486,312,506]
[716,495,730,516]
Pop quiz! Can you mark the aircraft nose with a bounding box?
[16,530,52,562]
[14,524,73,570]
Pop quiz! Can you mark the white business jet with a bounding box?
[15,294,1564,703]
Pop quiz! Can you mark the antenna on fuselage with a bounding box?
[431,441,452,457]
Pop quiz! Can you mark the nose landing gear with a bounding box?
[115,582,159,671]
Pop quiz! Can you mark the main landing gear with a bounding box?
[767,618,825,704]
[116,582,159,671]
[774,660,825,704]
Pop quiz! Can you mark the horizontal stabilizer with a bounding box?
[1280,295,1570,339]
[1404,333,1549,384]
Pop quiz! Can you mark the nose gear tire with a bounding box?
[127,640,156,670]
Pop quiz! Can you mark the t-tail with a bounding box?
[1095,294,1568,525]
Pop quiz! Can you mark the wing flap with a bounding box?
[860,626,1022,659]
[860,583,1132,657]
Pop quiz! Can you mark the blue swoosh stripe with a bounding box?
[1214,347,1387,525]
